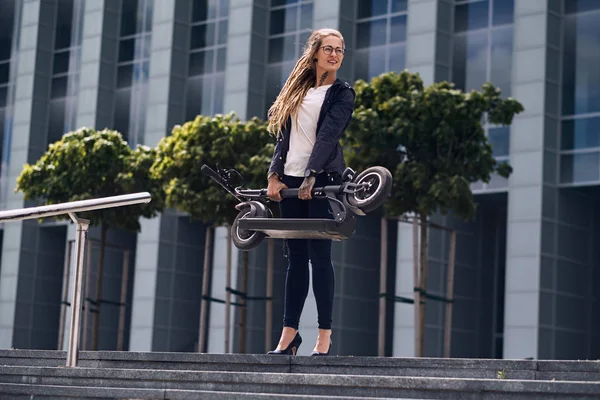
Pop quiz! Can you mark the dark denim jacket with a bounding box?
[268,78,356,178]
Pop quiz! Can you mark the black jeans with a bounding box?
[279,172,341,330]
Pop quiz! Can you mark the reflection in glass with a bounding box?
[200,77,213,117]
[218,21,228,45]
[137,33,152,59]
[562,13,600,115]
[565,0,600,14]
[49,99,66,144]
[492,0,514,26]
[53,51,70,75]
[114,89,131,138]
[389,44,406,72]
[453,31,488,92]
[454,0,489,32]
[0,0,15,61]
[357,0,388,19]
[561,153,600,183]
[0,86,6,108]
[355,47,386,80]
[561,117,600,150]
[0,37,11,61]
[491,27,513,97]
[51,76,68,99]
[219,0,229,18]
[55,0,74,49]
[144,0,154,32]
[392,0,408,13]
[390,15,407,43]
[265,62,294,111]
[186,77,206,121]
[300,3,313,30]
[356,19,387,48]
[132,61,150,84]
[117,64,133,88]
[488,127,510,157]
[191,23,216,49]
[266,64,282,111]
[207,0,218,19]
[0,62,8,84]
[270,7,298,35]
[189,50,211,77]
[120,0,139,36]
[193,0,208,22]
[217,47,227,71]
[272,0,299,6]
[214,74,225,114]
[119,38,135,62]
[268,35,296,63]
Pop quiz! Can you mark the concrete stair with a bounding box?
[0,350,599,399]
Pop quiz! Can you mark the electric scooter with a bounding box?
[201,164,392,251]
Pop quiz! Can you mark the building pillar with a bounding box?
[503,0,557,359]
[392,0,453,357]
[0,0,61,349]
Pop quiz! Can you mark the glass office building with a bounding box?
[0,0,598,361]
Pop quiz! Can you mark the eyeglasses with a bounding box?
[321,45,344,56]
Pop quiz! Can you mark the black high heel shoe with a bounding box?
[268,332,302,355]
[310,339,332,356]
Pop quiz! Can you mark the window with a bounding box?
[453,0,515,191]
[354,0,407,81]
[562,11,600,116]
[48,0,84,145]
[265,0,313,113]
[114,0,154,147]
[186,0,229,121]
[561,5,600,184]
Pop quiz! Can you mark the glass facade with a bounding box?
[115,0,154,147]
[0,0,15,162]
[265,0,313,111]
[0,0,599,361]
[453,0,514,191]
[48,0,84,145]
[0,0,18,212]
[561,1,600,184]
[185,0,229,122]
[354,0,407,80]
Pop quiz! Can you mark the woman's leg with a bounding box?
[274,175,309,350]
[307,173,340,352]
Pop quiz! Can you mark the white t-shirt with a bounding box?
[284,84,331,177]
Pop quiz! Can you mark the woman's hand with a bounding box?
[267,176,287,202]
[298,176,316,200]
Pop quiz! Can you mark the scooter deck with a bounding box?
[238,217,356,240]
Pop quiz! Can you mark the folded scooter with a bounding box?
[201,164,392,251]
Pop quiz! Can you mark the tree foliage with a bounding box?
[151,112,273,226]
[344,71,525,221]
[15,127,165,230]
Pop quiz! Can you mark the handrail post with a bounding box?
[66,213,90,367]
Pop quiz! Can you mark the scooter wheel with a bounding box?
[231,209,266,251]
[347,166,393,213]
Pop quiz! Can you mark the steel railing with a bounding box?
[0,192,152,367]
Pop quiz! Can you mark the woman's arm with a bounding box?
[305,88,355,176]
[268,137,284,179]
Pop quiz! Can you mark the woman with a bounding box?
[265,28,356,356]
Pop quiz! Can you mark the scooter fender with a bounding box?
[235,201,270,218]
[342,196,366,217]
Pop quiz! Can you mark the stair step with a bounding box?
[1,350,599,381]
[0,365,599,399]
[0,382,406,400]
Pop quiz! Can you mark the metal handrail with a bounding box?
[0,192,152,367]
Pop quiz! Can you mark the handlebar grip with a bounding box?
[280,188,299,198]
